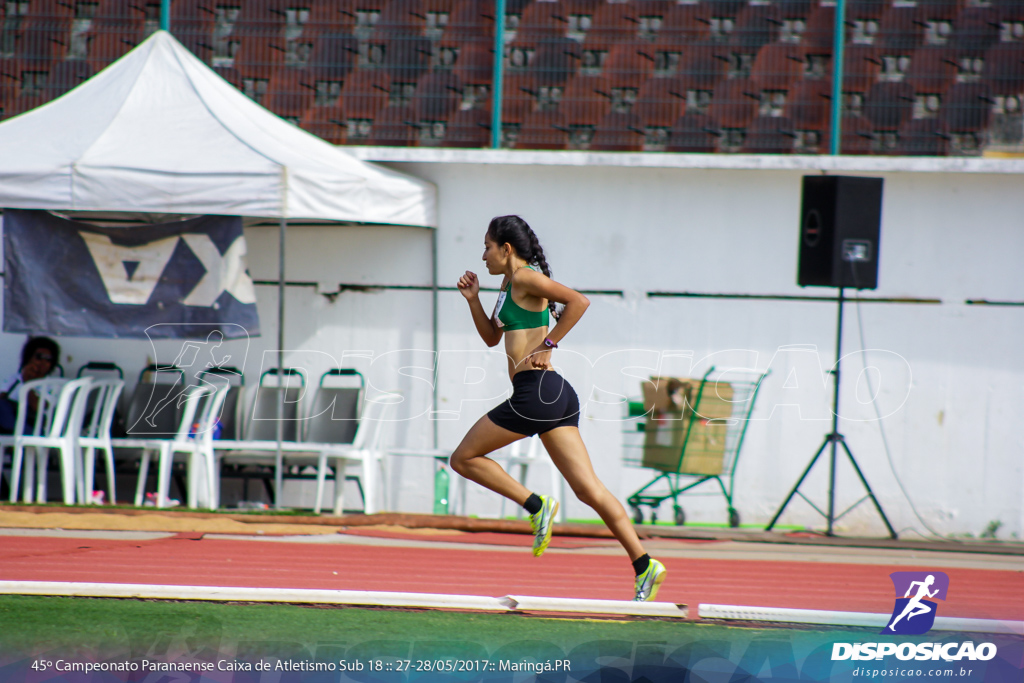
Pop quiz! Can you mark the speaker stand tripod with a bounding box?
[766,287,897,538]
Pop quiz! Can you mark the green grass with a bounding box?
[1,595,790,657]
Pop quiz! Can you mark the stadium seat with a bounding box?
[750,43,804,94]
[171,0,217,62]
[603,42,654,92]
[666,112,718,153]
[939,81,994,133]
[785,78,830,132]
[709,76,760,130]
[370,104,419,145]
[439,0,494,52]
[589,110,644,151]
[379,34,432,84]
[501,72,538,125]
[300,103,349,144]
[876,6,925,55]
[86,31,141,72]
[231,0,289,38]
[981,42,1024,96]
[740,115,796,154]
[443,107,491,147]
[729,4,780,57]
[413,69,463,122]
[305,32,358,83]
[905,45,958,96]
[801,6,837,58]
[559,73,612,126]
[516,109,569,149]
[264,66,315,120]
[232,35,287,80]
[655,3,712,47]
[633,75,688,129]
[842,44,882,95]
[993,0,1024,23]
[863,80,915,132]
[374,0,428,37]
[951,7,1000,60]
[15,18,71,70]
[340,68,392,120]
[915,0,962,24]
[820,114,875,155]
[299,0,359,40]
[528,35,580,86]
[677,41,728,92]
[582,3,638,54]
[896,116,949,156]
[514,0,568,49]
[704,0,748,21]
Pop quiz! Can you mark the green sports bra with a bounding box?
[494,266,550,331]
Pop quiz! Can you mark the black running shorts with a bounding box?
[486,369,581,436]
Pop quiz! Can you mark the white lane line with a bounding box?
[0,581,685,617]
[699,604,1024,635]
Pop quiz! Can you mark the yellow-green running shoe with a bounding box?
[529,495,559,557]
[633,558,667,602]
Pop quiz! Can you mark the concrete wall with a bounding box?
[2,154,1021,539]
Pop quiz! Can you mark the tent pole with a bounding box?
[431,229,438,449]
[160,0,169,31]
[275,217,286,510]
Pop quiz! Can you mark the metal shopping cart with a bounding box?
[622,366,769,527]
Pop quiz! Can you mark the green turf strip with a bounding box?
[1,594,783,656]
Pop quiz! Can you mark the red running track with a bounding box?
[0,533,1021,622]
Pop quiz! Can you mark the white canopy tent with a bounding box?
[0,30,436,225]
[0,31,439,507]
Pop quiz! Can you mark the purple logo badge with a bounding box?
[883,571,950,635]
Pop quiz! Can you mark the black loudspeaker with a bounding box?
[797,175,884,289]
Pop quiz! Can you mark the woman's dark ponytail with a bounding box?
[487,215,561,319]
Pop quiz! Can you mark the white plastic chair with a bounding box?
[78,378,125,505]
[6,377,92,504]
[319,394,397,516]
[213,378,390,515]
[0,378,63,503]
[113,384,214,508]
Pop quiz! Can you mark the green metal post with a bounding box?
[160,0,170,31]
[828,0,847,155]
[490,0,507,149]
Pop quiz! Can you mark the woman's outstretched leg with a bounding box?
[451,415,560,555]
[449,415,529,503]
[540,425,667,601]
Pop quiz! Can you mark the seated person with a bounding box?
[0,336,60,434]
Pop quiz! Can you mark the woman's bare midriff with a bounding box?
[504,326,549,381]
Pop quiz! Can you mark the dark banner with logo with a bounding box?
[3,209,259,339]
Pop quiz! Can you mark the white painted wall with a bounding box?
[2,154,1021,540]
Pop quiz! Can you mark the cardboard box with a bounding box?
[642,409,688,471]
[640,376,733,474]
[678,418,727,475]
[691,380,735,420]
[641,376,697,413]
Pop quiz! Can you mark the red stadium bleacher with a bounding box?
[3,0,1019,155]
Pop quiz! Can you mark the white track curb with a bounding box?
[0,581,685,617]
[699,604,1024,635]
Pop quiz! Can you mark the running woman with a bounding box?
[453,215,667,602]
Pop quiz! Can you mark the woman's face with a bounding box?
[482,234,510,275]
[23,348,55,380]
